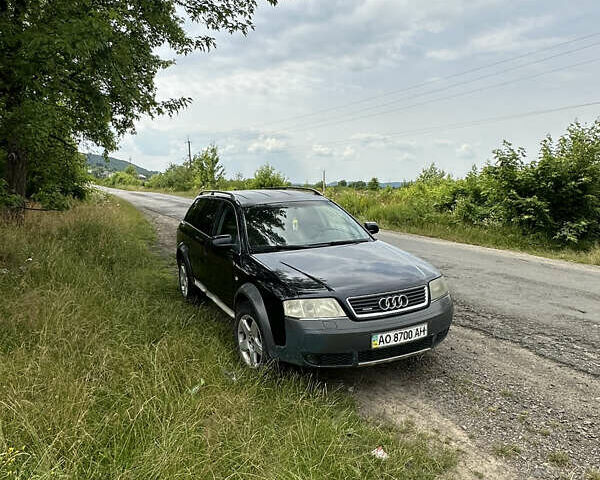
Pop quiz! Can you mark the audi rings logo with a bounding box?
[378,294,409,311]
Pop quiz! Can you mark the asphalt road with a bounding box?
[102,186,600,478]
[101,186,600,375]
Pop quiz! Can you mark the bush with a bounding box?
[32,187,72,210]
[146,164,193,191]
[332,119,600,247]
[104,171,142,187]
[145,145,226,192]
[250,164,289,188]
[1,143,90,210]
[0,179,25,210]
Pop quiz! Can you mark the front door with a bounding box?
[206,200,240,308]
[184,197,219,288]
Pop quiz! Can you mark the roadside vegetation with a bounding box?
[331,120,600,264]
[0,195,456,479]
[106,120,600,265]
[0,0,277,212]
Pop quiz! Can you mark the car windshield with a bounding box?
[244,200,371,252]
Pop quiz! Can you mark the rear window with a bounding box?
[185,198,219,234]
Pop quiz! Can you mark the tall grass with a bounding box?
[0,195,456,479]
[329,187,600,265]
[103,181,600,265]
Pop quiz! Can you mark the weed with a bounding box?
[586,468,600,480]
[0,198,457,479]
[548,451,570,467]
[493,443,521,458]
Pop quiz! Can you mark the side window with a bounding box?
[184,199,201,225]
[185,198,219,235]
[215,202,239,246]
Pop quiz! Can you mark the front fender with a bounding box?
[235,283,277,358]
[177,241,193,272]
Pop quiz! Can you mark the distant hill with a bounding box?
[380,181,409,188]
[85,153,159,178]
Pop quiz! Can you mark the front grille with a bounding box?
[303,352,354,367]
[347,285,428,319]
[358,336,432,364]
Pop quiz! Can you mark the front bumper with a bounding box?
[274,294,453,367]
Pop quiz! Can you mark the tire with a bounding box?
[234,302,271,368]
[177,255,199,303]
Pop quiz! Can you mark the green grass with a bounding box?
[547,451,570,468]
[328,188,600,266]
[492,443,521,458]
[0,194,456,479]
[104,183,600,265]
[587,468,600,480]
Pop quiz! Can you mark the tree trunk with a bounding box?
[6,148,27,197]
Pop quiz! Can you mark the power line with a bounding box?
[255,31,600,131]
[273,40,600,134]
[320,101,600,146]
[271,56,600,134]
[220,100,600,158]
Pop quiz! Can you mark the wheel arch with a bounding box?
[234,283,277,357]
[176,242,193,271]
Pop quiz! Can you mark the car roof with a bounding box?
[197,189,328,206]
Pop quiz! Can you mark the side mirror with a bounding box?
[364,222,379,234]
[211,234,234,248]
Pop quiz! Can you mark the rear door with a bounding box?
[181,197,220,288]
[206,200,240,307]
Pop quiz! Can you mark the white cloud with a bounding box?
[222,144,238,153]
[427,15,559,60]
[247,135,287,153]
[342,146,356,158]
[351,133,419,151]
[113,1,600,184]
[456,143,476,159]
[312,144,334,156]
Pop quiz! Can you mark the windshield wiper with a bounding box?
[306,239,370,248]
[252,244,311,253]
[253,239,368,253]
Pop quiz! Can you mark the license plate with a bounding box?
[371,323,428,349]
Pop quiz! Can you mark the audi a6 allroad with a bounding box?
[176,188,453,368]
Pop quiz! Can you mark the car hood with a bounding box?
[252,240,440,297]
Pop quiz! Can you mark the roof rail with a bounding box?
[199,190,236,199]
[262,186,323,196]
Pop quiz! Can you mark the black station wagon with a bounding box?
[176,188,453,368]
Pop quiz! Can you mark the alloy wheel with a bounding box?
[237,314,264,368]
[179,263,188,297]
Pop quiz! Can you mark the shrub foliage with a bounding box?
[333,120,600,246]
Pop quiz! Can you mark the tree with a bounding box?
[417,163,447,184]
[124,165,137,177]
[191,145,225,189]
[146,163,194,191]
[368,177,380,190]
[0,0,276,200]
[349,180,366,190]
[338,179,347,187]
[250,164,289,188]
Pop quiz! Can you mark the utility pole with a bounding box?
[322,169,326,193]
[187,137,192,166]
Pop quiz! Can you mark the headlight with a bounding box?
[283,298,345,319]
[429,276,449,301]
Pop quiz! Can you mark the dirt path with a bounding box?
[329,324,599,479]
[111,188,600,480]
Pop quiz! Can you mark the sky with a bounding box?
[110,0,600,184]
